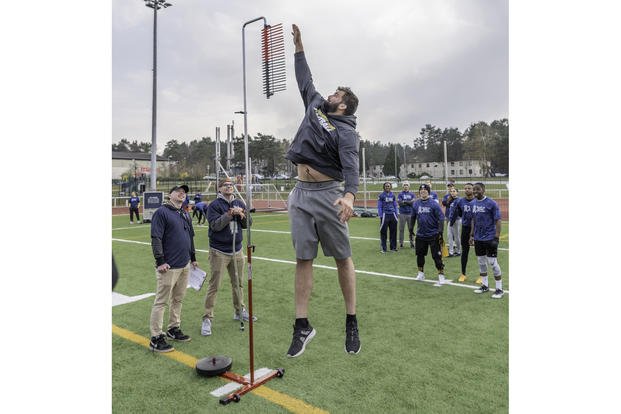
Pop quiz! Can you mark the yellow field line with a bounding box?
[112,324,328,414]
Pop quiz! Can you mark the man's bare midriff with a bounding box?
[296,164,335,182]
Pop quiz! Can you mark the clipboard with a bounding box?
[188,266,207,291]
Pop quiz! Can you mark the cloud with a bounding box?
[112,0,508,147]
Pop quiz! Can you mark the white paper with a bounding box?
[188,266,207,291]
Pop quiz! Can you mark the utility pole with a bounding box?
[143,0,173,190]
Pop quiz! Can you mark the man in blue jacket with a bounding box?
[378,182,398,253]
[149,184,198,352]
[201,179,254,336]
[397,181,416,248]
[412,184,449,286]
[284,24,361,357]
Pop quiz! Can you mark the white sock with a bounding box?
[482,276,489,286]
[496,279,502,291]
[439,274,445,282]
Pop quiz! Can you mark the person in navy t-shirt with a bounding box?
[469,182,504,299]
[412,184,448,286]
[377,182,398,253]
[129,191,141,224]
[397,181,416,249]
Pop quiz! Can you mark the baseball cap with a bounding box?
[419,184,431,192]
[219,178,234,187]
[169,184,189,194]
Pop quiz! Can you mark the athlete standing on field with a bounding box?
[412,184,448,287]
[450,183,476,283]
[470,182,504,299]
[378,182,398,253]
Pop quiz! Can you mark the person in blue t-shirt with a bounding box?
[445,186,461,256]
[412,184,448,286]
[424,180,440,204]
[378,182,398,253]
[194,201,209,225]
[397,181,416,249]
[129,191,141,224]
[450,183,476,283]
[469,182,504,299]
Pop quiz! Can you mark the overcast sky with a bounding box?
[112,0,508,151]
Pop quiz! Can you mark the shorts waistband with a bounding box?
[294,179,340,191]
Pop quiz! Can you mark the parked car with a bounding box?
[272,174,290,179]
[353,207,379,217]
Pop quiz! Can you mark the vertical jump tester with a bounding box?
[194,17,287,406]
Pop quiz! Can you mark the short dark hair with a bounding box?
[474,182,485,190]
[338,86,359,116]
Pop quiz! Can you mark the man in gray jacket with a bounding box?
[284,24,361,357]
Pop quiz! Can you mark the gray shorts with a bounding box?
[288,180,352,260]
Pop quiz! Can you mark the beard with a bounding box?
[323,100,340,114]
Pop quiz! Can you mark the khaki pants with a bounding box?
[203,249,245,320]
[149,261,191,337]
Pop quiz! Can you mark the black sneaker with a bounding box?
[286,324,316,358]
[150,334,174,353]
[474,285,490,294]
[345,321,361,354]
[166,327,191,342]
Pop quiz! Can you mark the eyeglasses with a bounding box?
[222,184,234,187]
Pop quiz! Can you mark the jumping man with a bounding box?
[284,24,361,357]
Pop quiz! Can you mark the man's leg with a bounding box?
[287,258,317,357]
[167,263,191,341]
[336,256,360,354]
[295,259,314,318]
[459,225,471,281]
[335,257,356,314]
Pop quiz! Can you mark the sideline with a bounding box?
[112,324,327,414]
[111,238,509,294]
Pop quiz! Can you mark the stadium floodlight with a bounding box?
[141,0,172,190]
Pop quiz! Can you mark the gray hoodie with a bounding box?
[285,52,360,196]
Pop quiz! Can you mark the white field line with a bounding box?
[111,238,509,294]
[112,227,509,251]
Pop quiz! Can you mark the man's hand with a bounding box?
[334,193,354,223]
[191,261,198,270]
[157,263,171,273]
[292,24,303,52]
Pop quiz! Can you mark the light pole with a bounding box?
[143,0,172,190]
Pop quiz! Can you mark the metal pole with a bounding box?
[443,140,448,183]
[150,3,158,190]
[241,16,267,387]
[362,147,367,210]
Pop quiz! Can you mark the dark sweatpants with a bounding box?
[415,236,444,271]
[460,224,471,274]
[380,214,398,251]
[129,207,140,222]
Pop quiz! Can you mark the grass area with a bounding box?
[112,212,509,413]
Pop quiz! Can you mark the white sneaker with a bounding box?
[201,318,212,336]
[233,308,257,322]
[491,289,504,299]
[415,272,425,281]
[130,221,134,224]
[433,275,452,287]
